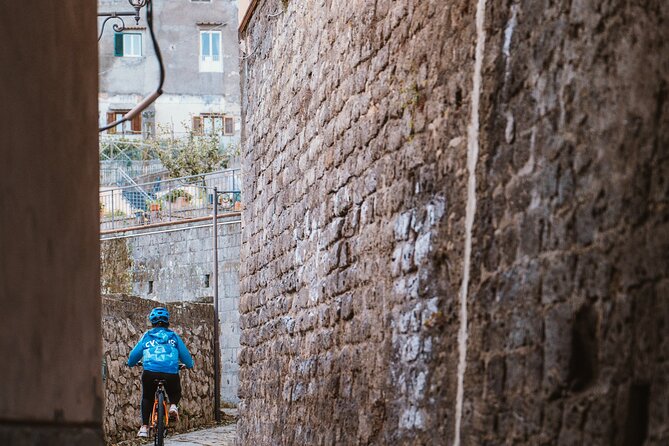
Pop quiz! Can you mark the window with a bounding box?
[199,30,222,72]
[192,114,234,135]
[114,33,142,57]
[106,110,142,135]
[224,116,234,135]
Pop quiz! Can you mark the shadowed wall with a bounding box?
[0,0,102,444]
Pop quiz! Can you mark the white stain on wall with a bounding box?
[454,0,487,444]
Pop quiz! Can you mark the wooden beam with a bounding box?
[239,0,261,35]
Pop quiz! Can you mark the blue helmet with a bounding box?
[149,307,170,325]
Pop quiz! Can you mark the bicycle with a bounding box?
[150,378,170,446]
[139,362,185,446]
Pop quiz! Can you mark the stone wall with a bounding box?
[102,294,215,444]
[239,1,669,445]
[101,239,134,295]
[101,217,242,404]
[101,219,241,304]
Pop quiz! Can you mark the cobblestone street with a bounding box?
[164,424,236,446]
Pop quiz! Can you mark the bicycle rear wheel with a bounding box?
[155,392,165,446]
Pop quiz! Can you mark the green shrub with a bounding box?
[165,189,193,203]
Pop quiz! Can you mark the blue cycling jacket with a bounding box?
[127,327,194,374]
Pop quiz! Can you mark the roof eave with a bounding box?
[239,0,261,35]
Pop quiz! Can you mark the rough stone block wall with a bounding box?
[239,0,668,445]
[101,218,242,404]
[114,219,241,304]
[102,294,215,444]
[463,1,669,444]
[101,239,134,295]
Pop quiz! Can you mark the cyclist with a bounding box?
[127,307,194,438]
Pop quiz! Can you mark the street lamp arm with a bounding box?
[98,0,165,133]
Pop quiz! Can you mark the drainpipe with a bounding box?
[212,187,222,422]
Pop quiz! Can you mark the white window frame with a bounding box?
[199,30,223,72]
[123,33,142,57]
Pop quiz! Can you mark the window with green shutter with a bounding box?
[113,33,142,57]
[114,33,123,57]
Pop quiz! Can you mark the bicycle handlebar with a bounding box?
[133,361,188,371]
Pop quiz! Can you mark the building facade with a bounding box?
[98,0,240,147]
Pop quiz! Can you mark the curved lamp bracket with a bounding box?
[97,14,128,41]
[98,0,164,133]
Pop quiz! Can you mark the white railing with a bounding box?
[100,160,166,186]
[100,168,242,232]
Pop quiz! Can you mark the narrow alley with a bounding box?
[2,0,668,445]
[164,425,236,446]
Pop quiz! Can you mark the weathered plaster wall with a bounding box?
[98,0,241,138]
[102,294,215,444]
[239,0,669,445]
[98,0,240,98]
[101,218,242,404]
[0,0,103,444]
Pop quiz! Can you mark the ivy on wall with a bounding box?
[100,239,134,294]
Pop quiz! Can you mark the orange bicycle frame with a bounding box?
[150,397,169,428]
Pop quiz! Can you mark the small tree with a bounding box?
[149,122,229,181]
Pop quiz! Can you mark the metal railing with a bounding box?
[100,160,166,186]
[99,136,154,161]
[100,168,241,232]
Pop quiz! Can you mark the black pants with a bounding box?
[141,370,182,425]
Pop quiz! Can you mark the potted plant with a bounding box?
[219,194,233,210]
[165,189,193,209]
[148,199,162,212]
